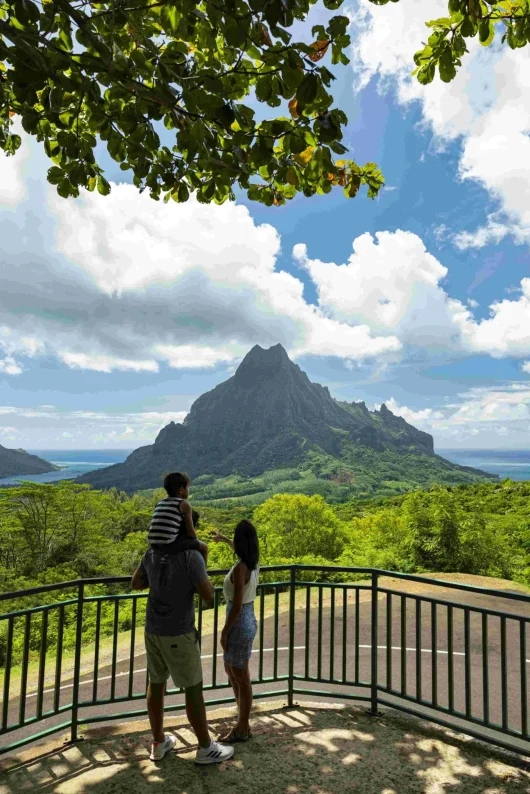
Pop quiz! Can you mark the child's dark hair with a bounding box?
[233,520,259,571]
[191,509,200,528]
[163,471,190,496]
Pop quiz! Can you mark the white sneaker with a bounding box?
[195,741,235,765]
[150,733,177,761]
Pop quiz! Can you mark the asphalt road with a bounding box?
[2,586,530,755]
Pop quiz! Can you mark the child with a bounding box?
[148,471,208,563]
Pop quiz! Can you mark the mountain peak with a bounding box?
[77,343,477,492]
[234,343,292,385]
[243,343,290,364]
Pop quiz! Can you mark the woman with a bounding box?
[213,520,260,742]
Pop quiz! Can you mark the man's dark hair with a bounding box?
[191,509,200,528]
[163,471,190,496]
[234,520,259,572]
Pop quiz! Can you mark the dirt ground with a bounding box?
[2,700,530,794]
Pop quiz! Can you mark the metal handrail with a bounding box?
[1,565,530,759]
[3,564,530,602]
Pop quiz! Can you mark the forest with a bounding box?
[1,478,530,666]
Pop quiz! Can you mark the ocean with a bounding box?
[0,450,132,486]
[438,449,530,481]
[0,448,529,488]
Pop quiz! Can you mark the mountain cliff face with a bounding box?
[77,344,491,492]
[0,445,59,478]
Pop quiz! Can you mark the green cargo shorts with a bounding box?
[145,630,203,689]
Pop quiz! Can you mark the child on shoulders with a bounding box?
[148,471,208,564]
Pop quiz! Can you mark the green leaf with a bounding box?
[57,177,72,198]
[330,141,348,154]
[97,175,111,196]
[47,166,63,185]
[438,49,456,83]
[417,61,436,85]
[224,18,246,49]
[161,4,181,34]
[256,76,273,103]
[9,135,22,153]
[453,34,467,57]
[177,182,189,202]
[296,73,319,107]
[460,15,476,37]
[507,26,517,49]
[479,19,495,46]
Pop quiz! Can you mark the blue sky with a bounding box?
[1,0,529,451]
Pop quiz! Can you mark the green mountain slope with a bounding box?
[0,445,59,478]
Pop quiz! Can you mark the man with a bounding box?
[131,544,234,764]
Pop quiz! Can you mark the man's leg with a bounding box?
[185,681,211,749]
[147,682,166,743]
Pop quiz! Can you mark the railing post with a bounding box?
[69,582,85,743]
[288,566,296,707]
[368,570,381,716]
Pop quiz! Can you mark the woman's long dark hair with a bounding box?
[233,520,259,571]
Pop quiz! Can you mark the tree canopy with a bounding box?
[1,0,528,205]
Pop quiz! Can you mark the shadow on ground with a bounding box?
[1,701,530,794]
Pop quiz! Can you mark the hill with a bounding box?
[0,445,59,478]
[77,344,495,495]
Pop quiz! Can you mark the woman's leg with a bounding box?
[230,663,253,734]
[224,660,241,707]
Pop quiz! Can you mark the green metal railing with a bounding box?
[1,565,530,757]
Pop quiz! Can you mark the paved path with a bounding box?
[2,585,530,754]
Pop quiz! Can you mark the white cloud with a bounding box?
[152,345,237,369]
[0,144,401,374]
[380,398,444,424]
[294,231,463,353]
[381,384,530,448]
[453,214,530,250]
[0,356,23,376]
[60,352,159,374]
[456,278,530,357]
[522,361,530,374]
[1,121,529,383]
[0,327,44,375]
[295,231,530,362]
[433,224,449,243]
[0,405,189,448]
[352,0,530,247]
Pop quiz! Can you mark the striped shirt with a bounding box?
[148,497,185,545]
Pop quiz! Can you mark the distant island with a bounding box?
[0,445,60,479]
[77,344,496,499]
